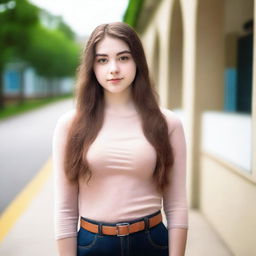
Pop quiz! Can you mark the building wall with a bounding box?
[3,64,74,99]
[138,0,256,255]
[200,153,256,256]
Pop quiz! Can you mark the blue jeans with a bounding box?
[77,210,169,256]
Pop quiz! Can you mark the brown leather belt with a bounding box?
[80,212,162,236]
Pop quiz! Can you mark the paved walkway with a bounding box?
[0,98,75,212]
[0,162,233,256]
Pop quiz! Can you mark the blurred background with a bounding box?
[0,0,255,255]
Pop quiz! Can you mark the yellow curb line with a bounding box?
[0,158,53,242]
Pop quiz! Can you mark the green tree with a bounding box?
[57,18,75,40]
[0,0,39,109]
[27,24,80,97]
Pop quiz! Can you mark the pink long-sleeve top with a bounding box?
[52,106,188,241]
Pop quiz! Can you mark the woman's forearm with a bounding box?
[169,228,188,256]
[56,237,77,256]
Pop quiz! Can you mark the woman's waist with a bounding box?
[79,205,162,224]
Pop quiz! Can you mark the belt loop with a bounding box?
[98,223,103,235]
[144,217,150,231]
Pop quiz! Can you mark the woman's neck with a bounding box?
[104,89,136,114]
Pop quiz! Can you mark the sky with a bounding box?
[29,0,129,37]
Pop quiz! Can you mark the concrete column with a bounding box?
[186,0,225,207]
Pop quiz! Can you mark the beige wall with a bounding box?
[200,153,256,255]
[139,0,256,255]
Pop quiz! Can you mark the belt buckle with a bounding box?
[116,222,130,236]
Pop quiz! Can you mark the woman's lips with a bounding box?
[108,78,123,83]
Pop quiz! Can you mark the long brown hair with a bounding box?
[64,22,173,194]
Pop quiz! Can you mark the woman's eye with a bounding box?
[97,58,108,63]
[119,56,129,61]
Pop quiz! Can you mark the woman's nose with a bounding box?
[109,61,119,74]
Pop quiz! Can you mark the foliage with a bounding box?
[27,24,80,78]
[0,0,39,67]
[57,18,76,40]
[123,0,144,28]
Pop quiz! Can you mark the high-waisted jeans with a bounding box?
[77,210,169,256]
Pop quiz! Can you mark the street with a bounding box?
[0,99,75,212]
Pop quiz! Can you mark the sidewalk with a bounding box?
[0,168,233,256]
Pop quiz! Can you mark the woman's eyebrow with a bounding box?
[117,50,131,56]
[95,50,132,57]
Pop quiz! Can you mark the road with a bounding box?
[0,98,75,213]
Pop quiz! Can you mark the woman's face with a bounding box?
[93,36,136,95]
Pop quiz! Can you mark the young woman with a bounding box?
[52,22,188,256]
